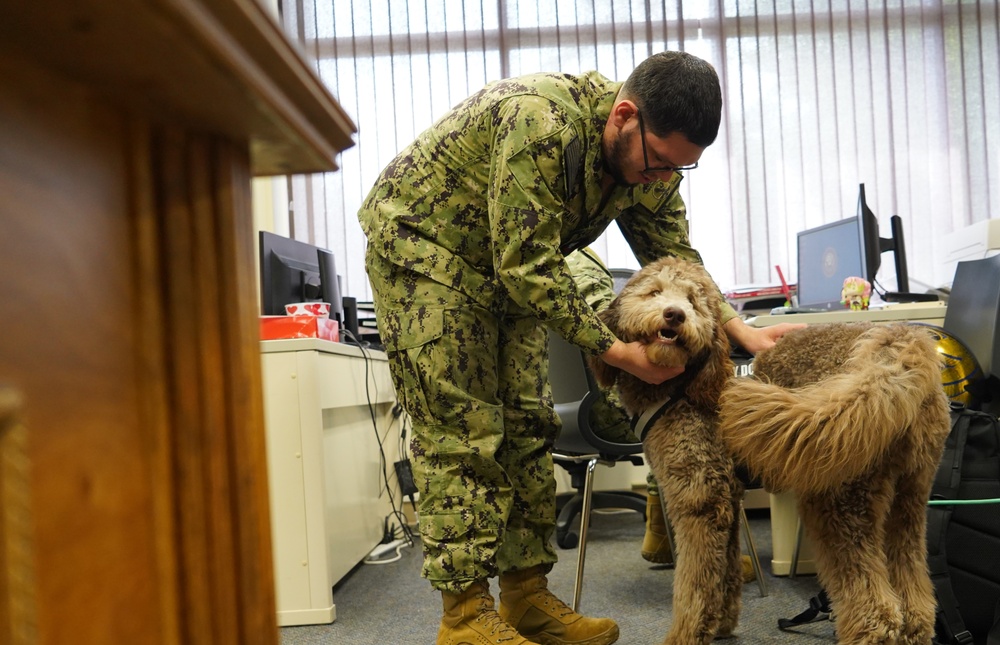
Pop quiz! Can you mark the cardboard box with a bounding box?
[260,315,339,342]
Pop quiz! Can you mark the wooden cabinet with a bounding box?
[0,1,355,643]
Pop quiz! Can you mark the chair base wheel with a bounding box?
[556,530,579,549]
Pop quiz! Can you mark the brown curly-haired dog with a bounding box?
[719,321,951,645]
[589,256,744,645]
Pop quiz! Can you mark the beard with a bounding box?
[603,128,636,187]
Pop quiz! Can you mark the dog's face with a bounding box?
[591,256,732,411]
[605,257,722,368]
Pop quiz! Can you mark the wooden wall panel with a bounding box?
[0,1,354,641]
[0,54,164,644]
[0,50,277,645]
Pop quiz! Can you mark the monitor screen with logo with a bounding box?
[795,217,866,310]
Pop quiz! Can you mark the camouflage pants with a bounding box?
[366,251,559,592]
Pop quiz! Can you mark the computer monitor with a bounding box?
[795,216,866,310]
[259,231,345,325]
[943,254,1000,381]
[855,183,933,302]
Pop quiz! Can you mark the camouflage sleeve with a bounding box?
[617,185,739,324]
[566,248,616,312]
[488,97,617,355]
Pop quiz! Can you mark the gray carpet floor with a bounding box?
[279,507,840,644]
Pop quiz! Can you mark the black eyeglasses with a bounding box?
[637,111,699,173]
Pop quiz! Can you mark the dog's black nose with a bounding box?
[662,307,686,325]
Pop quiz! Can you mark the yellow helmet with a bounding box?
[911,323,984,406]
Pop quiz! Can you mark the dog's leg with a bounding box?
[884,471,937,644]
[714,481,745,639]
[655,465,736,645]
[800,480,903,645]
[884,433,944,642]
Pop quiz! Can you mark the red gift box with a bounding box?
[260,315,340,342]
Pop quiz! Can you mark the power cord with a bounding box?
[364,515,413,565]
[344,326,415,547]
[393,408,419,517]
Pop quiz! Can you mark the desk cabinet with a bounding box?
[261,339,397,626]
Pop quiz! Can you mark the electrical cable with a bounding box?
[343,326,415,546]
[928,498,1000,506]
[363,539,409,565]
[873,276,889,300]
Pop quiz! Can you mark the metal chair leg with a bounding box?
[789,517,803,578]
[570,457,598,612]
[740,503,768,597]
[656,491,677,563]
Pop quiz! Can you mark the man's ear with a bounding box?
[609,99,638,130]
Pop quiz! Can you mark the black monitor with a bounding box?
[259,231,345,325]
[856,183,935,302]
[795,216,866,310]
[944,254,1000,381]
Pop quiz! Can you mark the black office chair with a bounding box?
[549,330,648,611]
[553,267,648,560]
[609,267,637,295]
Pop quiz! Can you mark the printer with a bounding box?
[941,219,1000,287]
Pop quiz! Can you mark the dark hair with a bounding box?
[621,51,723,147]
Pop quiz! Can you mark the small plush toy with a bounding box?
[841,276,871,310]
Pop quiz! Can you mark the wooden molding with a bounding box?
[0,389,36,645]
[0,0,357,176]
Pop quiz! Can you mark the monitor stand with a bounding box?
[882,291,940,303]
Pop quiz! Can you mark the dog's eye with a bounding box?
[648,289,661,298]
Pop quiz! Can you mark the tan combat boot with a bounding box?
[641,491,675,564]
[498,566,619,645]
[437,580,541,645]
[741,554,757,583]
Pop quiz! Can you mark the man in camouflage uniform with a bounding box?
[359,51,799,645]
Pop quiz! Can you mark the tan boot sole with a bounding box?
[532,624,620,645]
[640,532,674,565]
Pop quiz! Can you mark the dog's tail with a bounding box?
[718,326,942,494]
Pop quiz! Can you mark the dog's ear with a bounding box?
[684,298,733,408]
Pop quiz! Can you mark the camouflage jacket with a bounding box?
[359,70,736,355]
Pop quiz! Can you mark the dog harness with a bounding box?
[629,354,709,442]
[630,395,682,442]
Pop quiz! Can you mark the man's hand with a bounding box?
[723,317,806,354]
[600,339,685,384]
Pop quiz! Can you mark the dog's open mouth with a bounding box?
[654,327,683,346]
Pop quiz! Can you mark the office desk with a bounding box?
[748,300,947,328]
[261,339,397,626]
[749,301,947,575]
